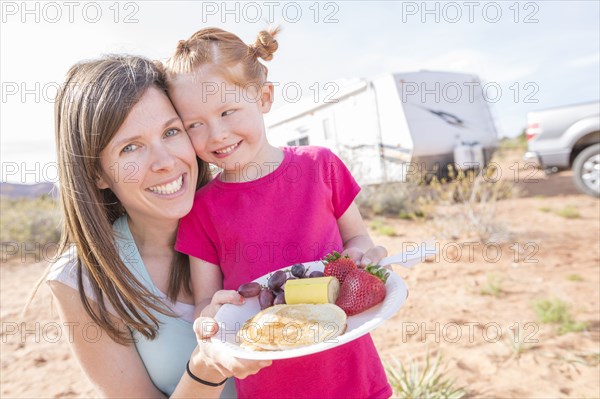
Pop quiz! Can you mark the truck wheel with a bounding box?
[572,143,600,197]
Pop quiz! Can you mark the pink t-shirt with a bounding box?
[176,146,392,399]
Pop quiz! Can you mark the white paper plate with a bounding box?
[211,261,408,360]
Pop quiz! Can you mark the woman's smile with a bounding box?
[146,173,187,197]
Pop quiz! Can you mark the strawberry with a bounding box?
[323,251,357,284]
[336,265,389,316]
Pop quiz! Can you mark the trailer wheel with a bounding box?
[572,143,600,197]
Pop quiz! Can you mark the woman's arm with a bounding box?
[47,281,167,398]
[337,202,388,266]
[49,282,264,398]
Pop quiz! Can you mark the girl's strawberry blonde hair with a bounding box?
[164,27,280,88]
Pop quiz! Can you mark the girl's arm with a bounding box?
[189,256,225,319]
[337,202,388,266]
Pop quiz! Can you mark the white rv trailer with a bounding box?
[265,71,498,184]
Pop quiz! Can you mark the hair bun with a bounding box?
[251,27,280,61]
[176,40,190,54]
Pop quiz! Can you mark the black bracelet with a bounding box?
[186,361,228,387]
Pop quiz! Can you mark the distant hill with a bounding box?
[0,182,58,199]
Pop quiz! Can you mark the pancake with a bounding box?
[237,304,347,351]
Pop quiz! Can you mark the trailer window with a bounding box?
[287,136,310,146]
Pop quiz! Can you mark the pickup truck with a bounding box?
[524,101,600,197]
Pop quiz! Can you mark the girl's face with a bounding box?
[168,67,273,179]
[96,87,198,224]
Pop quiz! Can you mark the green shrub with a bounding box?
[480,273,504,297]
[498,132,528,152]
[433,163,519,204]
[356,181,433,218]
[378,225,396,237]
[533,298,588,335]
[369,220,397,237]
[503,324,534,358]
[555,206,580,219]
[385,352,466,399]
[1,195,62,260]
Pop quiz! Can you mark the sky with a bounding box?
[1,0,599,183]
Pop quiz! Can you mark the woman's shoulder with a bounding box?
[46,246,80,288]
[47,215,128,289]
[46,246,119,315]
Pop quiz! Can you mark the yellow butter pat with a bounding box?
[284,276,340,304]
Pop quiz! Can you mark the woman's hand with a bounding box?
[192,290,272,380]
[342,245,388,267]
[191,317,272,380]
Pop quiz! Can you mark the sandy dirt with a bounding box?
[1,151,599,398]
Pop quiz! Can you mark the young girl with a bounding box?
[166,28,392,398]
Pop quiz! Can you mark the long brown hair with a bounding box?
[54,55,211,343]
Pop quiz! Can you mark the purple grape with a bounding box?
[274,291,286,305]
[258,288,275,309]
[268,270,287,291]
[237,282,261,298]
[291,263,306,278]
[309,271,325,278]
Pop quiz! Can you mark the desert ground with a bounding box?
[1,149,599,398]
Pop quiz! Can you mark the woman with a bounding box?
[45,54,270,397]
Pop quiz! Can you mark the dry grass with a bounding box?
[357,160,519,245]
[356,152,520,244]
[429,165,519,243]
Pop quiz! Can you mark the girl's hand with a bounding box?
[342,245,388,267]
[200,290,245,318]
[192,317,272,380]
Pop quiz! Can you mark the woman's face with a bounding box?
[96,87,198,224]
